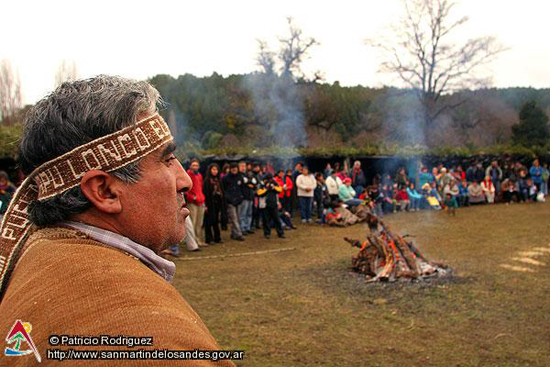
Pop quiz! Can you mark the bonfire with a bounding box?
[344,213,452,282]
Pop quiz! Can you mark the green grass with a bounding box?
[173,202,550,367]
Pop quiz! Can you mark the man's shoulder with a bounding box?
[1,228,223,356]
[9,227,172,297]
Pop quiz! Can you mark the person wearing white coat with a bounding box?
[296,166,317,223]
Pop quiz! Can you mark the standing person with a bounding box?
[238,161,256,235]
[186,159,206,247]
[314,172,329,222]
[481,175,496,203]
[203,163,223,244]
[418,166,433,189]
[296,166,316,223]
[458,179,470,207]
[292,162,304,182]
[349,160,367,195]
[454,165,466,182]
[517,168,529,202]
[0,76,234,365]
[395,167,409,189]
[221,163,245,241]
[325,170,342,203]
[274,170,293,214]
[219,163,230,231]
[439,168,453,190]
[323,163,333,178]
[465,162,476,183]
[474,162,486,183]
[284,168,295,216]
[485,160,503,193]
[257,174,285,239]
[443,178,460,199]
[251,163,263,230]
[529,159,543,193]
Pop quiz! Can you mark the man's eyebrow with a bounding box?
[160,142,177,159]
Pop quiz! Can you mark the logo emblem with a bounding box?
[5,320,41,363]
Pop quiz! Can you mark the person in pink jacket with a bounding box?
[186,159,206,246]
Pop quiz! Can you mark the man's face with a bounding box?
[230,167,238,175]
[238,163,246,173]
[190,161,200,171]
[117,142,191,253]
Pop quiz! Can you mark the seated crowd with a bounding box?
[0,157,547,255]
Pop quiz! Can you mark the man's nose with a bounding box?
[175,160,192,192]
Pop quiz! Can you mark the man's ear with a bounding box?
[80,170,123,214]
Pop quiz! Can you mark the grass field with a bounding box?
[173,202,550,367]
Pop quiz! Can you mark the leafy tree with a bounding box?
[512,101,549,147]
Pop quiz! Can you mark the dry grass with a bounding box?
[173,202,550,367]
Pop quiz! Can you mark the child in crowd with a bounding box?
[444,193,458,216]
[526,178,538,202]
[325,202,346,227]
[424,182,442,210]
[406,183,423,211]
[458,179,469,207]
[394,185,410,212]
[257,174,285,239]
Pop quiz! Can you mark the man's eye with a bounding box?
[164,155,177,163]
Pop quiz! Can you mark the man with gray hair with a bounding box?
[0,76,235,366]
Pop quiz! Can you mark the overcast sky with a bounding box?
[1,0,549,104]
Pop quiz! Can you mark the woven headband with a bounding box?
[0,113,173,301]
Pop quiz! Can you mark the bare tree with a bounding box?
[55,60,78,87]
[0,60,23,125]
[256,17,320,81]
[369,0,506,126]
[256,40,276,75]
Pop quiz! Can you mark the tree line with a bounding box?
[149,72,550,152]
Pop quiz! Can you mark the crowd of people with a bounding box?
[152,157,548,255]
[0,157,547,255]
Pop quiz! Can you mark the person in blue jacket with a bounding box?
[529,159,543,192]
[406,182,423,211]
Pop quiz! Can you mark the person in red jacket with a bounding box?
[395,185,411,212]
[274,170,293,213]
[186,159,206,246]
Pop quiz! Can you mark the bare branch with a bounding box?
[367,0,507,126]
[256,40,276,75]
[55,60,78,87]
[255,17,319,81]
[0,60,23,125]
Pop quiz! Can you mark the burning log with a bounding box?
[344,213,451,282]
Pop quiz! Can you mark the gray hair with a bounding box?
[19,75,164,226]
